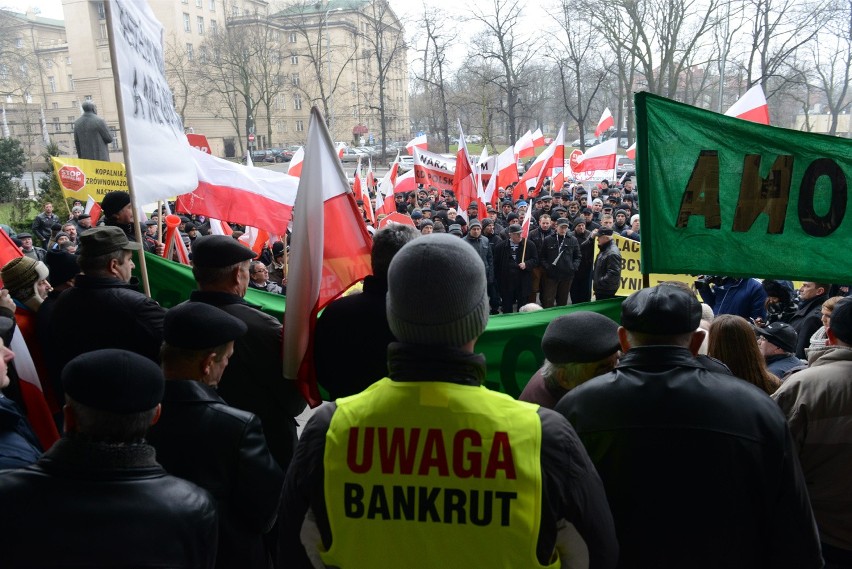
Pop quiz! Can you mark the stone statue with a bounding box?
[73,102,113,161]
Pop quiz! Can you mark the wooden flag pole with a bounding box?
[103,1,151,297]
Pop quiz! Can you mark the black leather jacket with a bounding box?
[148,380,285,569]
[555,346,823,569]
[0,437,218,568]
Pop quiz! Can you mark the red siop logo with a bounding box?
[58,165,86,191]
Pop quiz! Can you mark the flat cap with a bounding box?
[79,226,141,256]
[621,284,701,335]
[448,223,463,235]
[191,235,256,267]
[63,349,164,413]
[556,217,571,227]
[542,312,620,364]
[598,227,614,236]
[420,219,433,227]
[753,322,797,353]
[164,302,248,350]
[508,224,522,234]
[16,232,32,239]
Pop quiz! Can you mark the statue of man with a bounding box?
[73,102,113,161]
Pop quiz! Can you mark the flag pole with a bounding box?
[157,201,163,246]
[103,1,151,298]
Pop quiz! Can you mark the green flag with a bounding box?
[138,252,623,397]
[636,91,852,282]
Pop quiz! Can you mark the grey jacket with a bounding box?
[772,345,852,551]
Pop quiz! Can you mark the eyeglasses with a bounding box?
[252,268,268,274]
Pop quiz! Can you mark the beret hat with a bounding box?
[63,349,164,413]
[542,312,620,364]
[621,284,701,335]
[101,191,131,218]
[191,235,256,267]
[164,302,248,349]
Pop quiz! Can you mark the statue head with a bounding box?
[81,101,97,114]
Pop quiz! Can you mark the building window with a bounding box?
[66,56,72,65]
[52,102,59,109]
[71,100,78,108]
[197,16,204,34]
[196,0,202,7]
[100,22,108,39]
[231,6,238,17]
[289,32,297,43]
[182,0,188,3]
[15,37,22,48]
[183,13,191,32]
[296,120,304,132]
[294,94,302,110]
[97,2,106,19]
[291,73,300,87]
[45,59,53,68]
[209,0,215,10]
[275,94,286,110]
[186,43,194,61]
[291,54,298,65]
[48,76,56,92]
[85,95,93,102]
[53,117,60,133]
[210,20,217,33]
[68,75,75,90]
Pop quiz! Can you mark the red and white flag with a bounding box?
[520,204,533,239]
[532,128,545,148]
[595,107,614,137]
[282,107,373,407]
[518,124,565,195]
[724,85,770,125]
[514,130,535,158]
[208,218,234,236]
[413,147,455,192]
[176,149,298,236]
[238,226,269,257]
[574,138,618,173]
[405,134,428,155]
[494,145,519,196]
[84,196,102,226]
[453,134,478,221]
[287,146,305,177]
[378,212,417,229]
[374,155,400,217]
[335,142,347,159]
[394,169,416,195]
[626,142,636,160]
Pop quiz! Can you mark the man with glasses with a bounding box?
[248,260,283,294]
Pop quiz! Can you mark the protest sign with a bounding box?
[51,156,127,202]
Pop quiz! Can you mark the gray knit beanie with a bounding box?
[386,234,489,347]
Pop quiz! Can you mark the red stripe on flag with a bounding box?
[176,181,293,236]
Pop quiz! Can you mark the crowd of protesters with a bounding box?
[0,176,850,568]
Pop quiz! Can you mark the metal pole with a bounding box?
[326,8,333,135]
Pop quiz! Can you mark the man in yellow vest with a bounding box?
[282,233,618,569]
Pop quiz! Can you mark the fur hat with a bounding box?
[386,234,488,347]
[1,256,49,302]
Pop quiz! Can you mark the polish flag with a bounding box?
[725,85,770,125]
[574,138,618,172]
[405,134,428,155]
[374,157,399,217]
[514,130,535,158]
[208,218,234,236]
[239,226,269,257]
[282,107,373,407]
[494,145,519,197]
[84,196,102,226]
[595,107,614,137]
[378,212,417,229]
[532,128,545,148]
[287,146,305,177]
[394,169,416,195]
[626,142,636,160]
[452,140,477,221]
[176,149,298,236]
[518,124,565,195]
[0,229,22,268]
[520,204,533,239]
[336,142,347,159]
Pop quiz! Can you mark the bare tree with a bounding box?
[552,3,611,151]
[412,3,456,152]
[164,35,197,125]
[273,2,358,133]
[358,0,407,158]
[809,0,852,134]
[468,0,538,144]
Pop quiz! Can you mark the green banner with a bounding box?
[137,253,623,397]
[635,91,852,282]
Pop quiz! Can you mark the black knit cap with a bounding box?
[45,250,79,286]
[62,349,164,413]
[101,191,131,217]
[829,298,852,344]
[621,284,701,335]
[191,235,256,268]
[542,312,620,364]
[164,302,247,349]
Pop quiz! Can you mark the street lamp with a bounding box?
[325,6,342,136]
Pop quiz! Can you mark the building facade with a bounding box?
[1,0,409,162]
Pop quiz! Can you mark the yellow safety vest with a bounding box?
[320,378,560,569]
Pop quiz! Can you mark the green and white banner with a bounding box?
[636,91,852,282]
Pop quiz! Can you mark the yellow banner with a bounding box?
[594,234,694,296]
[51,156,127,202]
